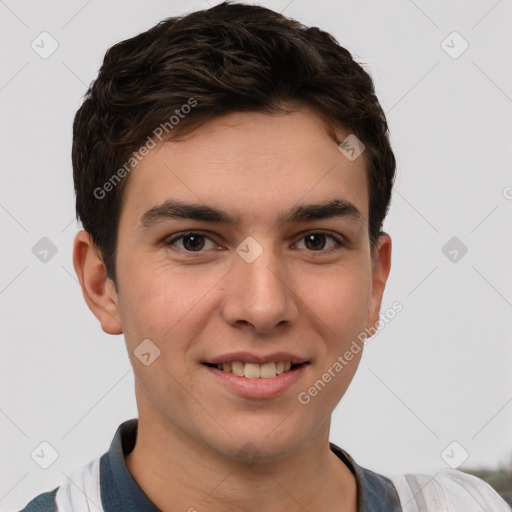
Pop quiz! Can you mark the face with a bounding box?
[76,106,391,462]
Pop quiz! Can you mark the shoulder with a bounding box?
[17,456,103,512]
[387,469,511,511]
[17,487,58,512]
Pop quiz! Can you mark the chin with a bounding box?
[208,422,309,464]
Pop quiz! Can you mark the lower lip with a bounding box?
[203,364,308,399]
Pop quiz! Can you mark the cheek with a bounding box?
[117,258,222,347]
[295,267,371,419]
[303,260,372,342]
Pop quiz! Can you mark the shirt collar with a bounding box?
[100,418,402,512]
[329,442,403,511]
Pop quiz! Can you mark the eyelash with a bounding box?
[163,231,346,255]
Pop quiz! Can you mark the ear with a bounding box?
[365,233,392,334]
[72,230,123,335]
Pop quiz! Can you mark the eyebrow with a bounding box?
[139,198,363,229]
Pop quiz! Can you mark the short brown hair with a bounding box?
[72,1,396,286]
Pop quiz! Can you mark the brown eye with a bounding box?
[304,233,327,250]
[165,232,216,252]
[181,234,205,251]
[296,232,344,252]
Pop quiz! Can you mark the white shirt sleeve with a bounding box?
[55,458,104,512]
[388,469,511,512]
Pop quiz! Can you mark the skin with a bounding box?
[73,106,392,512]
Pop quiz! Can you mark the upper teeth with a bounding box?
[217,361,293,378]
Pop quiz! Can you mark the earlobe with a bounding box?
[366,234,392,335]
[72,230,123,335]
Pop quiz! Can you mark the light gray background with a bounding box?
[1,0,511,510]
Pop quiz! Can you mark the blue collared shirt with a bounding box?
[19,418,402,511]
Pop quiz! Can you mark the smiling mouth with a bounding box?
[203,361,308,379]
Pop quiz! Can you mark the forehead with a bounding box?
[118,108,369,230]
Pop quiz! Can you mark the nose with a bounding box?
[220,239,300,335]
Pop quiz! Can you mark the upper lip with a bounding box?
[204,352,309,365]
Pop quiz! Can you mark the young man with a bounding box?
[20,2,510,511]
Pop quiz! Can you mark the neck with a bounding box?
[125,414,358,512]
